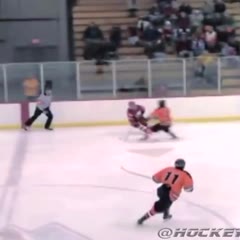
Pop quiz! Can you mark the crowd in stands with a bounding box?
[82,0,239,63]
[128,0,239,58]
[83,23,122,63]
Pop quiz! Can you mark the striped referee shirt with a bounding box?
[37,94,52,111]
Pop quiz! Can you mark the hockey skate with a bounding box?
[139,133,149,141]
[163,210,172,220]
[137,218,144,225]
[137,212,151,225]
[45,127,54,131]
[23,125,30,131]
[139,128,152,141]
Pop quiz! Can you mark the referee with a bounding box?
[24,89,53,131]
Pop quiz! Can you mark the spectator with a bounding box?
[192,36,206,56]
[190,9,204,30]
[177,12,191,30]
[137,17,151,33]
[204,25,218,52]
[109,26,122,49]
[133,0,237,59]
[178,0,192,15]
[202,0,214,15]
[141,25,160,58]
[223,12,234,25]
[169,0,179,23]
[216,22,235,44]
[127,0,139,17]
[83,22,104,41]
[165,38,175,54]
[153,39,166,59]
[229,39,240,55]
[195,51,217,84]
[163,2,177,19]
[220,42,236,56]
[176,34,192,57]
[172,0,180,11]
[161,20,174,40]
[149,4,159,16]
[83,23,112,64]
[83,23,103,60]
[214,0,226,14]
[148,4,163,24]
[202,14,216,27]
[23,77,40,101]
[213,12,225,26]
[157,0,172,12]
[175,27,191,39]
[128,26,139,45]
[142,24,159,42]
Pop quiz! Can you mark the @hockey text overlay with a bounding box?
[158,228,240,239]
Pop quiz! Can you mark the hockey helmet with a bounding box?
[128,101,136,108]
[174,159,186,169]
[158,100,166,108]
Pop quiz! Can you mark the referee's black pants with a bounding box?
[25,107,53,129]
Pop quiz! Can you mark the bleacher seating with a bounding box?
[72,0,240,60]
[72,0,155,60]
[71,0,240,96]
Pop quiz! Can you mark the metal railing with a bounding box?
[1,56,240,102]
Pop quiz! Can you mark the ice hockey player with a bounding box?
[148,100,178,139]
[24,88,53,131]
[127,101,150,135]
[137,159,193,224]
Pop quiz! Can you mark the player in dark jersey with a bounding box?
[137,159,193,224]
[127,101,150,136]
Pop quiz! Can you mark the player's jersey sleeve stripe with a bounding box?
[184,186,193,192]
[170,191,179,201]
[152,175,160,183]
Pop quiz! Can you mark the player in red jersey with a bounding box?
[137,159,194,224]
[127,101,150,135]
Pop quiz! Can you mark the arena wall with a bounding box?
[0,104,21,129]
[1,96,240,129]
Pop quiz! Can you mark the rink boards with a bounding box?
[1,95,240,129]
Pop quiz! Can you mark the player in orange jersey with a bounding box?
[137,159,193,224]
[148,100,178,139]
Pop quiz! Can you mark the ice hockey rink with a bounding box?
[0,122,240,240]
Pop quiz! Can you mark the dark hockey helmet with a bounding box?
[158,100,166,108]
[174,159,186,170]
[44,89,52,96]
[128,101,136,108]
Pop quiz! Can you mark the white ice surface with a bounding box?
[0,123,240,240]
